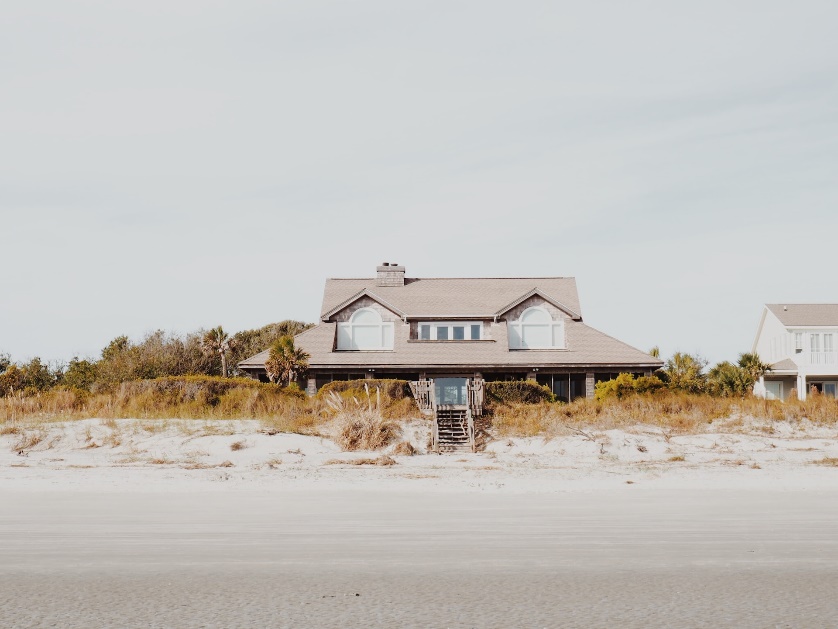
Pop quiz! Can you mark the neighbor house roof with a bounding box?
[238,319,661,370]
[766,304,838,327]
[769,358,798,372]
[320,277,582,321]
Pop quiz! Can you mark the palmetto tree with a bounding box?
[264,336,309,386]
[201,326,236,377]
[737,352,771,380]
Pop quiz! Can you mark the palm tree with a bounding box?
[201,326,236,377]
[264,336,309,386]
[737,352,771,380]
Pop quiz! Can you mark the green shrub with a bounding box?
[595,374,665,400]
[486,380,555,405]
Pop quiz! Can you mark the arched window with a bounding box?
[337,308,394,350]
[508,306,565,349]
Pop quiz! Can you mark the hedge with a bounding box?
[317,379,412,400]
[485,380,556,405]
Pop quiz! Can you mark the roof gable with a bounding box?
[495,287,582,321]
[321,289,406,321]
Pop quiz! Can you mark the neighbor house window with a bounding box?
[825,334,834,353]
[794,332,803,352]
[337,308,394,350]
[508,307,565,349]
[811,334,821,353]
[417,322,481,340]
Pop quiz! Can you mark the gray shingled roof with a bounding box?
[321,277,582,320]
[767,304,838,327]
[239,319,661,370]
[769,358,798,372]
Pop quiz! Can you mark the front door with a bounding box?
[434,378,468,405]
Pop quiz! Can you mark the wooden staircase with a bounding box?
[435,407,472,452]
[409,378,484,454]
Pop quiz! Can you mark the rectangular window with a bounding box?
[811,334,821,353]
[765,381,782,401]
[416,321,482,341]
[825,334,834,353]
[795,332,803,352]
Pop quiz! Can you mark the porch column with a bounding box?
[797,374,806,400]
[306,377,317,396]
[585,372,595,399]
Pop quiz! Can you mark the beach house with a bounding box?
[752,304,838,400]
[238,263,662,400]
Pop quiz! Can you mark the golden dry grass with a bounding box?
[391,440,416,456]
[489,392,838,438]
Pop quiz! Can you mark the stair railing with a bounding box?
[431,384,439,454]
[466,406,475,453]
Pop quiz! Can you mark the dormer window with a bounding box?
[418,322,481,341]
[508,306,565,349]
[337,308,394,350]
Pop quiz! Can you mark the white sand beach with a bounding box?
[2,418,838,628]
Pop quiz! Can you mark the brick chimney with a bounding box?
[376,262,405,287]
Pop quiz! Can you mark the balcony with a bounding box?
[801,351,838,367]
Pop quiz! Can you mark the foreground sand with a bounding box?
[2,418,838,628]
[2,417,838,492]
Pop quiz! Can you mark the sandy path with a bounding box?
[2,488,838,628]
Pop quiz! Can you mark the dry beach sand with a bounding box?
[2,418,838,628]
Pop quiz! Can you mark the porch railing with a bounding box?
[805,351,838,366]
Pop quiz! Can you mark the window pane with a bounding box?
[352,309,381,324]
[420,325,430,340]
[471,324,481,340]
[337,324,353,350]
[765,381,782,400]
[437,326,449,340]
[453,326,465,340]
[521,308,551,323]
[354,325,381,348]
[508,324,521,348]
[825,334,834,352]
[522,324,550,348]
[795,333,803,350]
[811,334,821,352]
[552,324,563,348]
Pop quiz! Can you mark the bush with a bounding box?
[318,379,412,400]
[595,374,665,400]
[485,380,555,405]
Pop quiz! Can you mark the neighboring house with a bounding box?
[752,304,838,400]
[238,263,662,400]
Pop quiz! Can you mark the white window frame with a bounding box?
[337,308,394,351]
[794,332,803,352]
[508,306,566,349]
[417,321,481,341]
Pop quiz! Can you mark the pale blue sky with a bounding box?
[2,1,837,366]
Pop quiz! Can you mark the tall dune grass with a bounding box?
[491,392,838,437]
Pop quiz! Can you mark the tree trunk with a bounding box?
[221,352,227,378]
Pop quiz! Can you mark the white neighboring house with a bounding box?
[752,304,838,400]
